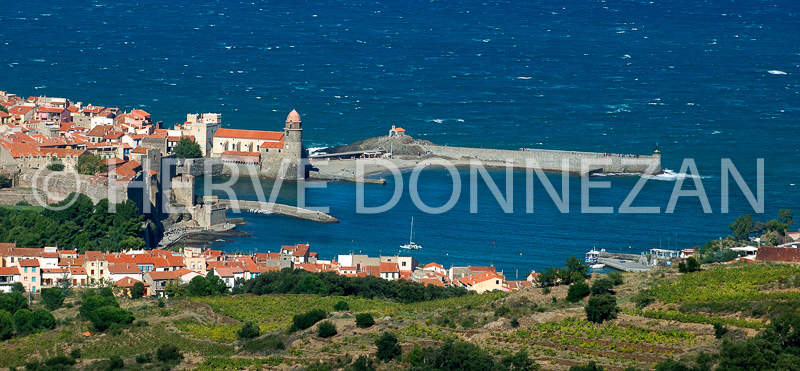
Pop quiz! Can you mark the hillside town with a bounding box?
[0,89,304,181]
[0,241,534,297]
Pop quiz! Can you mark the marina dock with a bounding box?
[598,252,653,272]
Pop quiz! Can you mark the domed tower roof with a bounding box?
[286,109,301,123]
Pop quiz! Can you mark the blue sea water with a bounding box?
[2,0,799,274]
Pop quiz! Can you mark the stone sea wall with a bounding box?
[15,170,128,204]
[423,145,661,175]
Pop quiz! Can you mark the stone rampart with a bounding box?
[14,170,128,204]
[423,145,661,175]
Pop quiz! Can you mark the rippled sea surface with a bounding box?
[3,0,798,273]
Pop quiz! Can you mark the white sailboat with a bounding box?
[400,217,422,250]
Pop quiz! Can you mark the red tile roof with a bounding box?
[115,276,149,288]
[19,259,40,267]
[108,263,142,274]
[380,262,399,273]
[0,267,20,275]
[260,140,284,149]
[215,128,284,141]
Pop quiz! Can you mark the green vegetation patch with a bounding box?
[649,262,800,304]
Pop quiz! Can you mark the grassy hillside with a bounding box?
[3,261,800,370]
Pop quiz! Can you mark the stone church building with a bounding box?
[211,110,305,179]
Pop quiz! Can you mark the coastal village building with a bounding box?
[176,113,221,157]
[0,242,537,295]
[0,267,20,293]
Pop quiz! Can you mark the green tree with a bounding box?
[729,214,754,240]
[13,308,32,334]
[585,294,618,323]
[130,281,146,299]
[317,321,337,338]
[237,321,260,340]
[156,344,183,363]
[89,306,134,332]
[0,105,7,113]
[206,271,228,295]
[12,282,24,293]
[566,281,591,303]
[173,137,202,158]
[355,313,375,328]
[333,300,349,311]
[0,173,11,188]
[29,308,56,331]
[164,279,187,299]
[40,288,64,310]
[187,276,210,297]
[590,278,616,296]
[292,309,327,331]
[46,157,65,172]
[76,153,105,175]
[779,209,794,226]
[501,350,539,371]
[0,292,27,313]
[375,332,401,361]
[0,309,13,340]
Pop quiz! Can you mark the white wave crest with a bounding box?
[642,169,707,181]
[768,70,787,75]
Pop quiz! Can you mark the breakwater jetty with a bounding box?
[422,145,661,176]
[598,252,653,272]
[218,199,339,223]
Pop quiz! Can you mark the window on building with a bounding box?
[32,277,36,282]
[91,270,95,275]
[24,267,28,273]
[32,267,36,272]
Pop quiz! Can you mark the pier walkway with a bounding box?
[598,252,653,272]
[218,199,339,223]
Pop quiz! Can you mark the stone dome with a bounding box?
[286,109,301,122]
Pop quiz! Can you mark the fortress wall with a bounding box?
[15,170,129,204]
[423,145,661,174]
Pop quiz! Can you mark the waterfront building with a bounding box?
[177,113,221,157]
[211,109,305,179]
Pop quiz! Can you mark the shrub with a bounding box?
[510,317,520,328]
[0,292,27,313]
[541,286,551,295]
[89,306,134,332]
[608,272,624,286]
[375,332,401,361]
[70,348,81,360]
[29,308,56,331]
[135,353,152,364]
[317,321,337,338]
[237,321,260,340]
[107,355,124,370]
[130,282,146,299]
[355,313,375,328]
[494,306,511,317]
[41,288,65,310]
[47,162,65,172]
[242,335,285,353]
[407,339,499,370]
[633,289,656,309]
[333,300,350,311]
[586,294,618,324]
[713,322,728,339]
[41,354,76,368]
[0,310,13,340]
[566,281,591,303]
[292,309,327,331]
[157,299,165,308]
[156,344,183,363]
[349,355,376,371]
[590,278,615,296]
